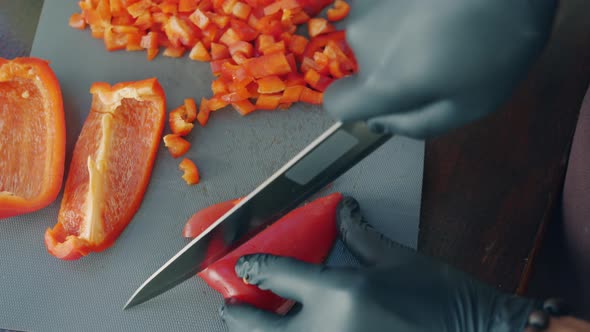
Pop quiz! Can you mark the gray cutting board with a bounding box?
[0,1,424,331]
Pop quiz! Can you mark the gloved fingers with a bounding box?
[337,196,416,267]
[235,254,327,303]
[323,73,431,124]
[366,98,462,139]
[220,303,285,332]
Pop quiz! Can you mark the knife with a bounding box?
[124,121,392,309]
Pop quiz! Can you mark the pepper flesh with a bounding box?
[0,57,66,219]
[186,193,342,313]
[44,78,166,260]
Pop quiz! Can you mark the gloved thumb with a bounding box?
[220,303,284,332]
[235,254,327,303]
[337,196,416,267]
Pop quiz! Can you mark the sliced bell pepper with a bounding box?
[0,57,66,219]
[44,78,166,259]
[179,158,200,185]
[188,193,342,313]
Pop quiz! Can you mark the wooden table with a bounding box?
[2,0,590,297]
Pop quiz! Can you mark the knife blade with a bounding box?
[124,121,392,309]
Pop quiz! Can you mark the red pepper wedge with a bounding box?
[0,57,66,219]
[44,78,166,260]
[186,193,342,313]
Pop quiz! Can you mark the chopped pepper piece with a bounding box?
[179,158,200,185]
[45,78,166,260]
[169,105,195,136]
[164,134,192,158]
[308,17,335,38]
[327,0,350,22]
[197,97,212,126]
[257,75,286,93]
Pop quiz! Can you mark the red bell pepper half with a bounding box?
[184,192,342,314]
[0,57,66,219]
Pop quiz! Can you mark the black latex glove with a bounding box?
[220,197,539,332]
[323,0,557,138]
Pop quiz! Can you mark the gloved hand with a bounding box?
[220,197,540,332]
[324,0,557,138]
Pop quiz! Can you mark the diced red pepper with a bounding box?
[164,16,196,47]
[189,8,210,29]
[296,0,333,16]
[164,134,191,158]
[69,13,87,30]
[163,46,186,58]
[212,78,230,95]
[211,42,230,60]
[327,0,350,22]
[208,95,230,110]
[256,34,275,53]
[210,59,231,75]
[219,28,242,46]
[179,0,200,13]
[232,99,256,115]
[184,98,197,122]
[263,0,299,15]
[222,0,239,14]
[222,91,249,103]
[255,93,281,110]
[229,41,254,57]
[300,86,323,104]
[197,97,211,126]
[308,17,335,38]
[257,76,286,94]
[261,40,285,55]
[232,2,252,20]
[255,13,283,36]
[189,41,212,61]
[169,105,195,136]
[193,193,342,314]
[244,52,292,78]
[285,72,306,86]
[230,19,259,42]
[179,158,200,185]
[209,12,231,28]
[280,85,304,103]
[288,34,308,55]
